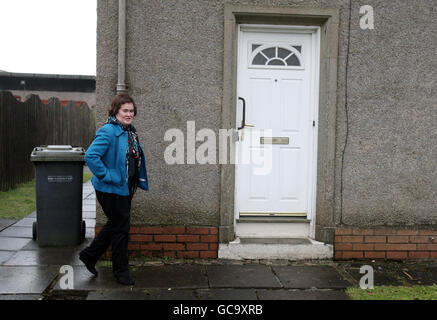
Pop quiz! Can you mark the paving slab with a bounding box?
[207,265,282,288]
[82,199,96,205]
[83,219,96,228]
[3,248,82,266]
[196,288,258,300]
[257,289,350,300]
[0,226,32,238]
[272,265,351,289]
[0,266,58,294]
[0,237,31,251]
[11,218,35,227]
[82,205,96,212]
[83,211,96,219]
[87,288,197,300]
[0,219,18,232]
[135,265,209,289]
[0,294,43,300]
[52,266,133,291]
[27,212,36,218]
[21,238,92,251]
[85,228,95,239]
[0,251,15,265]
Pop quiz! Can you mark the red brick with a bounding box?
[130,235,153,242]
[408,251,430,259]
[335,236,343,243]
[352,244,374,251]
[139,251,153,257]
[186,227,210,235]
[128,243,141,250]
[162,243,185,251]
[396,230,418,236]
[431,252,437,258]
[154,235,177,242]
[186,243,209,251]
[209,243,218,251]
[386,251,408,259]
[374,244,416,251]
[364,251,386,259]
[209,228,218,235]
[139,227,164,234]
[417,244,437,251]
[335,244,353,251]
[342,251,364,259]
[374,229,397,235]
[341,236,363,243]
[365,236,386,243]
[164,227,186,234]
[418,230,437,236]
[200,251,218,259]
[334,251,343,259]
[177,235,200,243]
[200,235,218,243]
[141,243,163,251]
[352,229,374,236]
[163,251,176,258]
[129,227,141,233]
[335,228,353,235]
[177,251,199,258]
[409,236,432,243]
[387,236,409,243]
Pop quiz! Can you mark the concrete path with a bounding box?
[1,178,436,300]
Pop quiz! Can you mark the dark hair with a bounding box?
[108,93,137,117]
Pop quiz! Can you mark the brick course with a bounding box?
[335,227,437,260]
[95,225,218,259]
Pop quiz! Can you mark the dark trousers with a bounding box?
[81,191,132,278]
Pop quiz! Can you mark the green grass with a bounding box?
[347,285,437,300]
[0,172,93,220]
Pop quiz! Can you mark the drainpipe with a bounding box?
[116,0,127,94]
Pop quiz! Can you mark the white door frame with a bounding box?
[234,24,320,238]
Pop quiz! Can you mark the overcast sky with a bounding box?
[0,0,96,76]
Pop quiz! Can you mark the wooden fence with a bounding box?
[0,91,96,191]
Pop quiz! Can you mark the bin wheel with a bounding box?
[81,220,86,242]
[32,222,37,241]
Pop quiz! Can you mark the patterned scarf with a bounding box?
[106,116,141,196]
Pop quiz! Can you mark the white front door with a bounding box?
[235,25,320,227]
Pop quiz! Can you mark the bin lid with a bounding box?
[31,145,85,162]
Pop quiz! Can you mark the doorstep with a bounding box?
[218,237,333,260]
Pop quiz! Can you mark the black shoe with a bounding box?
[79,253,98,277]
[115,275,135,286]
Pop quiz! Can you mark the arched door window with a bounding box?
[249,44,303,69]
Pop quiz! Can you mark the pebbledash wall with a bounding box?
[95,1,437,260]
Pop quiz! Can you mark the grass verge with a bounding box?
[347,285,437,300]
[0,172,93,220]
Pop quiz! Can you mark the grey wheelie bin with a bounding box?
[30,145,86,246]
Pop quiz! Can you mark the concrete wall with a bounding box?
[96,0,437,242]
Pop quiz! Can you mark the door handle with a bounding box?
[237,97,246,130]
[237,97,255,130]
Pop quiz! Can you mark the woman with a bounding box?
[79,93,148,285]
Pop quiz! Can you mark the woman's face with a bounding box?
[116,102,135,126]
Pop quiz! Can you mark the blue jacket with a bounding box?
[85,123,149,196]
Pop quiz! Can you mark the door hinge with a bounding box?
[313,120,316,127]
